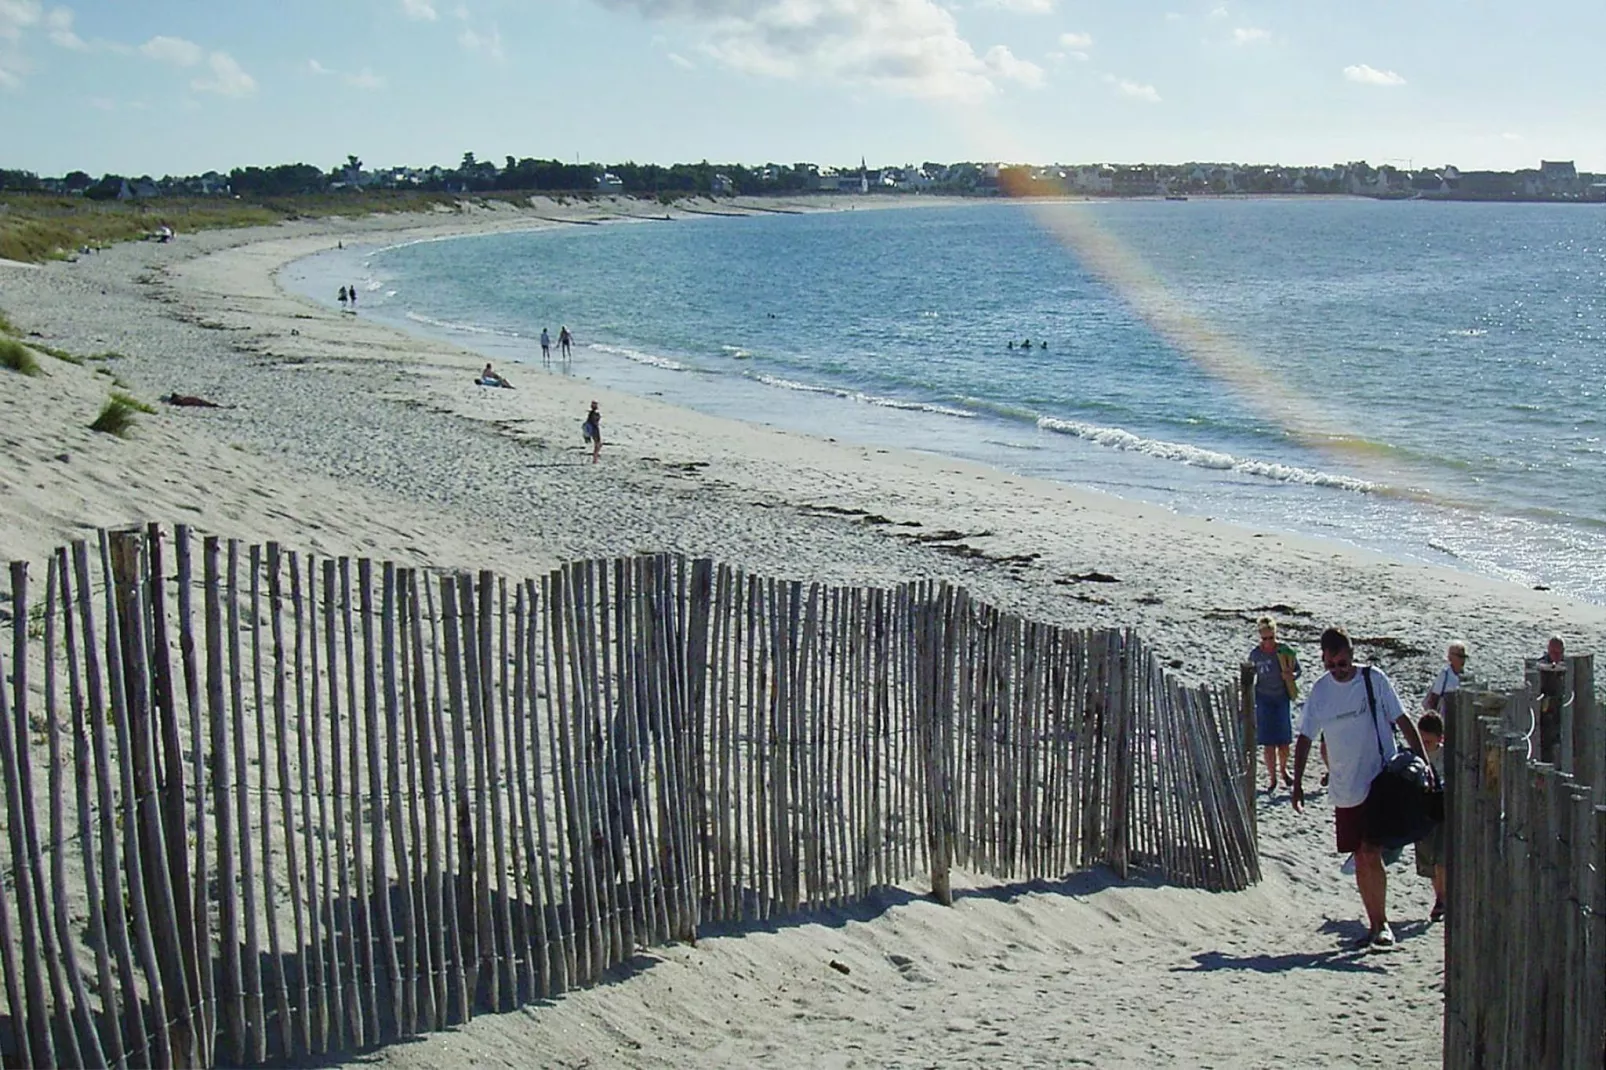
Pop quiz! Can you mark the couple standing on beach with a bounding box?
[540,326,573,365]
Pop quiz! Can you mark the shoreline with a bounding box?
[1,192,1599,1066]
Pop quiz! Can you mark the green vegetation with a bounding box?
[0,309,17,335]
[89,390,154,437]
[31,342,83,364]
[0,336,42,376]
[0,189,485,263]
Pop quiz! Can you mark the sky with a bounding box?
[2,0,1603,178]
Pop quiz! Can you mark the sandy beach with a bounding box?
[3,194,1603,1067]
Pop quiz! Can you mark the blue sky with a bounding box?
[2,0,1602,177]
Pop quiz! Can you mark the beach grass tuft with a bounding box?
[0,309,17,335]
[0,336,43,376]
[89,391,155,436]
[33,343,84,364]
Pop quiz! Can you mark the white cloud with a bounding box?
[599,0,1043,102]
[1231,26,1268,45]
[0,1,41,41]
[191,49,255,96]
[42,6,81,48]
[401,0,438,20]
[140,34,203,66]
[1104,73,1160,103]
[309,57,386,89]
[976,0,1054,12]
[1209,5,1227,17]
[1343,62,1404,86]
[983,44,1043,87]
[0,59,20,87]
[1164,11,1184,21]
[458,24,503,60]
[668,50,695,68]
[1059,31,1091,49]
[1501,131,1524,142]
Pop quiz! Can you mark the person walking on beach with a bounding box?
[582,401,602,463]
[559,325,573,360]
[338,285,348,306]
[1414,711,1447,922]
[1292,627,1427,949]
[540,327,552,365]
[348,283,357,310]
[1249,618,1300,792]
[1423,641,1466,714]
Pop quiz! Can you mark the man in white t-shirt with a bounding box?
[1292,627,1426,949]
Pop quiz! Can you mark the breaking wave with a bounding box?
[1036,416,1380,493]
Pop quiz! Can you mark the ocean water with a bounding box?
[285,199,1606,602]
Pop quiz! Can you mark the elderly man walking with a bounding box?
[1292,627,1426,949]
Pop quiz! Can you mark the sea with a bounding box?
[282,198,1606,604]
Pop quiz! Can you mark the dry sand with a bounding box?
[2,194,1601,1067]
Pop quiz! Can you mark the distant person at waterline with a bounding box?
[338,285,348,305]
[582,401,602,463]
[559,325,573,360]
[540,327,552,365]
[348,283,357,310]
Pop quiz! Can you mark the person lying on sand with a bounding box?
[161,393,227,408]
[477,363,513,389]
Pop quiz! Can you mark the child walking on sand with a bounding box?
[1415,711,1447,921]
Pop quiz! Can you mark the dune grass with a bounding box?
[0,336,42,376]
[0,189,527,263]
[89,390,155,437]
[30,342,83,364]
[0,309,16,335]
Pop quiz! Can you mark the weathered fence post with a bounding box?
[1570,654,1601,799]
[1238,663,1257,846]
[917,591,953,905]
[110,527,196,1066]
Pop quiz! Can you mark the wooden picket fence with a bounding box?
[0,524,1258,1068]
[1443,682,1606,1069]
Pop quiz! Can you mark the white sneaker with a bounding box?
[1339,853,1356,875]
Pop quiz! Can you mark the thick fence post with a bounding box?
[1571,655,1600,800]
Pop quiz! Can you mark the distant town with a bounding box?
[2,155,1602,203]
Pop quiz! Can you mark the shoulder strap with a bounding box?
[1362,667,1389,762]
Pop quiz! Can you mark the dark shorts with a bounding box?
[1254,694,1293,747]
[1335,804,1367,854]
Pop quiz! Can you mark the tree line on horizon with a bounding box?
[2,153,1600,203]
[0,153,959,200]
